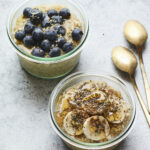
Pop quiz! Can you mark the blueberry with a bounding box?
[40,39,51,52]
[23,7,32,18]
[23,36,34,47]
[51,16,63,24]
[53,25,66,35]
[72,28,83,41]
[47,9,58,18]
[32,48,45,57]
[57,37,66,48]
[41,18,50,27]
[58,26,66,36]
[45,30,57,42]
[59,8,70,19]
[24,21,34,34]
[32,28,44,42]
[49,47,61,57]
[62,42,74,53]
[30,8,43,24]
[15,30,25,41]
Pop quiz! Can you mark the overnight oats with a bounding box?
[50,73,136,150]
[55,80,131,143]
[7,0,89,78]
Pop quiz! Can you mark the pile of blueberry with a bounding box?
[15,7,83,57]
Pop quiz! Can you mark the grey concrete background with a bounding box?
[0,0,150,149]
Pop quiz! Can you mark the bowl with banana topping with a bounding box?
[49,72,136,150]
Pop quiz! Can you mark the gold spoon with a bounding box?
[124,20,150,113]
[112,46,150,126]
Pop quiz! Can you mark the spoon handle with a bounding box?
[138,47,150,113]
[130,75,150,127]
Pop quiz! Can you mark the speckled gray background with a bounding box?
[0,0,150,149]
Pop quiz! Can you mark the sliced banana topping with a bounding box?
[82,91,106,102]
[106,109,125,124]
[79,81,96,91]
[83,116,110,141]
[56,80,131,143]
[59,96,70,113]
[59,91,75,113]
[106,100,128,124]
[63,110,89,136]
[97,91,106,102]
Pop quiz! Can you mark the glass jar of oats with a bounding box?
[49,72,136,150]
[7,0,89,79]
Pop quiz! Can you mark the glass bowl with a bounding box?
[49,72,136,150]
[6,0,89,79]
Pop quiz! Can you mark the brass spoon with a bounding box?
[124,20,150,113]
[112,46,150,126]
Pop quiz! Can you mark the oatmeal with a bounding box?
[55,80,131,143]
[13,5,83,57]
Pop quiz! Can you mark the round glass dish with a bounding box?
[49,72,136,150]
[7,0,89,79]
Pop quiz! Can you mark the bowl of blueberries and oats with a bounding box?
[7,0,89,79]
[49,72,136,150]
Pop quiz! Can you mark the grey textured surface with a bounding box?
[0,0,150,149]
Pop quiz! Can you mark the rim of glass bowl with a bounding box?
[49,72,136,148]
[6,0,89,62]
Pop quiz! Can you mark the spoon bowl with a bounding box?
[124,20,148,47]
[112,46,137,75]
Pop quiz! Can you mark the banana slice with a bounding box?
[82,91,106,102]
[106,109,125,124]
[97,91,106,102]
[63,110,88,136]
[83,116,110,141]
[59,96,70,113]
[79,81,96,91]
[59,92,75,113]
[106,100,127,124]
